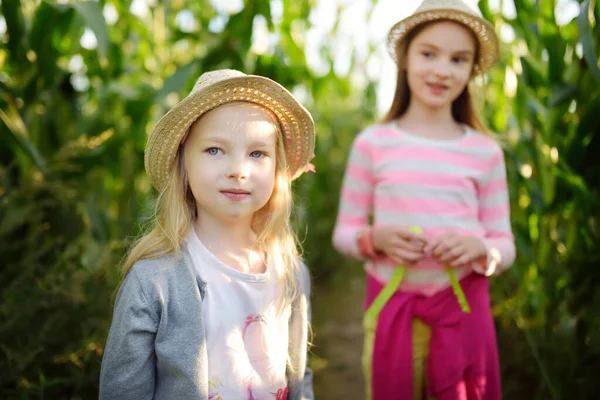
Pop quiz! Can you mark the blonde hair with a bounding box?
[382,20,491,135]
[120,104,303,311]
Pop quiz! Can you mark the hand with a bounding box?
[372,225,427,266]
[424,233,487,268]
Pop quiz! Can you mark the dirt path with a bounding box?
[310,267,366,399]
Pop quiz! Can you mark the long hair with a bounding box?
[120,106,302,312]
[382,20,490,135]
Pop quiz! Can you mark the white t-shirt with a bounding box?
[184,229,291,400]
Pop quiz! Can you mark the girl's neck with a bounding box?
[405,99,455,124]
[194,214,255,250]
[397,102,465,140]
[193,215,266,274]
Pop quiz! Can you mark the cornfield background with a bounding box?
[1,0,599,399]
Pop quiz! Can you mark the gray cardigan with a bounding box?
[99,249,314,400]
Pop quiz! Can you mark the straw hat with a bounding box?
[387,0,500,73]
[145,69,316,191]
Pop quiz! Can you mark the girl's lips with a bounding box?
[428,82,448,88]
[427,82,449,95]
[221,189,250,201]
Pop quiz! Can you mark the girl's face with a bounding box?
[405,20,476,112]
[183,102,278,225]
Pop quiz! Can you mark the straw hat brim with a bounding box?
[387,8,500,72]
[145,75,315,191]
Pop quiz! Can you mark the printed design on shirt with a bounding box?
[208,312,287,399]
[242,314,272,378]
[208,376,223,388]
[245,381,289,400]
[242,314,267,339]
[247,381,257,400]
[274,387,289,400]
[208,376,224,399]
[243,313,286,399]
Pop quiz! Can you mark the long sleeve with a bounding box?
[332,131,376,259]
[288,262,314,400]
[99,269,158,400]
[301,263,314,400]
[474,147,516,276]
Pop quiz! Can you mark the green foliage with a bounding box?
[1,0,599,399]
[480,0,600,398]
[0,172,119,398]
[0,0,376,397]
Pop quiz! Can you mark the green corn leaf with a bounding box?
[154,61,199,104]
[549,83,578,107]
[0,102,48,175]
[1,0,28,64]
[70,1,110,60]
[48,1,110,61]
[577,0,600,83]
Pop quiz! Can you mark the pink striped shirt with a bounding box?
[332,124,515,296]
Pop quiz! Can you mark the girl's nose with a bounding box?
[226,157,249,180]
[433,60,453,79]
[434,67,451,79]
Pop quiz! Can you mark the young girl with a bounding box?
[99,69,315,400]
[333,1,515,399]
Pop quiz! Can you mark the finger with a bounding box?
[449,251,475,268]
[393,237,425,253]
[391,249,424,265]
[399,229,427,244]
[445,236,462,249]
[439,245,466,262]
[424,233,451,253]
[426,233,454,254]
[396,249,424,263]
[432,240,453,257]
[423,242,435,255]
[434,236,463,257]
[410,238,427,250]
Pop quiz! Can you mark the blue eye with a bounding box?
[250,151,264,158]
[206,147,222,155]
